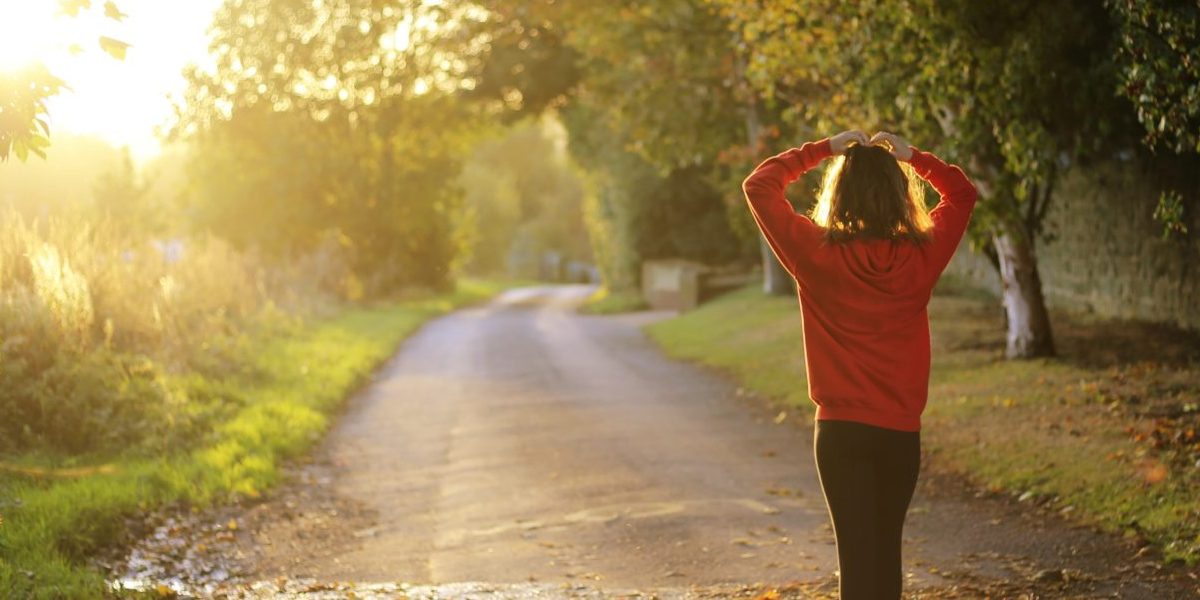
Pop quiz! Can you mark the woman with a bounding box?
[742,130,978,599]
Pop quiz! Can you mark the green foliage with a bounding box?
[1152,189,1189,240]
[0,280,508,598]
[0,65,61,162]
[0,209,318,455]
[1108,1,1200,239]
[1109,0,1200,154]
[458,118,591,278]
[557,1,745,169]
[460,1,581,117]
[460,0,761,289]
[648,285,810,407]
[575,156,644,291]
[563,102,750,289]
[176,0,483,295]
[0,1,128,162]
[0,346,174,455]
[715,0,1131,237]
[579,286,648,315]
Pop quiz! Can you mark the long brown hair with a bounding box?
[810,143,932,244]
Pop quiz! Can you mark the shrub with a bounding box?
[0,209,339,456]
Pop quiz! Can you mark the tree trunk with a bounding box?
[760,238,793,295]
[992,230,1055,358]
[734,43,792,297]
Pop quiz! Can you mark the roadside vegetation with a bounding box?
[0,284,505,597]
[0,208,506,597]
[647,281,1200,566]
[580,287,649,315]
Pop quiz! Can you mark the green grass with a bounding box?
[646,283,1200,566]
[648,286,811,408]
[0,279,508,598]
[578,286,649,315]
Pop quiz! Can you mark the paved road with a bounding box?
[218,285,1195,598]
[316,285,841,586]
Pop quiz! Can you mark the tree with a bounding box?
[715,0,1134,358]
[1109,0,1200,239]
[0,66,62,162]
[0,1,128,162]
[1109,0,1200,155]
[458,118,591,278]
[176,0,480,294]
[459,0,777,292]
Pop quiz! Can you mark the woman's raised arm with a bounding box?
[742,130,868,278]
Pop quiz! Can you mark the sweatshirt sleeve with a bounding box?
[908,147,978,277]
[742,138,833,279]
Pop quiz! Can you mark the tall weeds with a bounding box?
[0,209,341,455]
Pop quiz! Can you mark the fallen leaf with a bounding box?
[1143,461,1169,484]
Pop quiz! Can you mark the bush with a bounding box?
[0,347,172,454]
[0,209,336,456]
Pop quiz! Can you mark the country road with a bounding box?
[298,284,843,586]
[118,285,1198,598]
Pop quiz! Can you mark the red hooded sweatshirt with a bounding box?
[742,138,978,432]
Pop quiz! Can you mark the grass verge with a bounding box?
[0,279,508,598]
[646,283,1200,566]
[578,286,648,315]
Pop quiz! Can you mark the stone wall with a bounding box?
[946,160,1200,331]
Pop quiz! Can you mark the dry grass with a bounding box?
[0,208,351,455]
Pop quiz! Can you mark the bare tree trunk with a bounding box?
[992,230,1055,358]
[760,238,793,295]
[734,43,792,296]
[936,104,1056,358]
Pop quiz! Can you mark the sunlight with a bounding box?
[0,0,222,161]
[0,3,63,73]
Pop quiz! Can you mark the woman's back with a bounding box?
[741,135,978,431]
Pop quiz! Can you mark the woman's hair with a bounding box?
[810,143,933,244]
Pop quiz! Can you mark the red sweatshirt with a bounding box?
[742,138,978,432]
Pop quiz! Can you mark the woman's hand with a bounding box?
[869,131,914,161]
[829,130,869,154]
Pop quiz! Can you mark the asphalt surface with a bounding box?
[309,285,842,586]
[201,285,1197,598]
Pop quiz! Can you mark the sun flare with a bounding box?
[0,3,65,73]
[0,1,223,161]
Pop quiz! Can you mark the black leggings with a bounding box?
[814,419,921,600]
